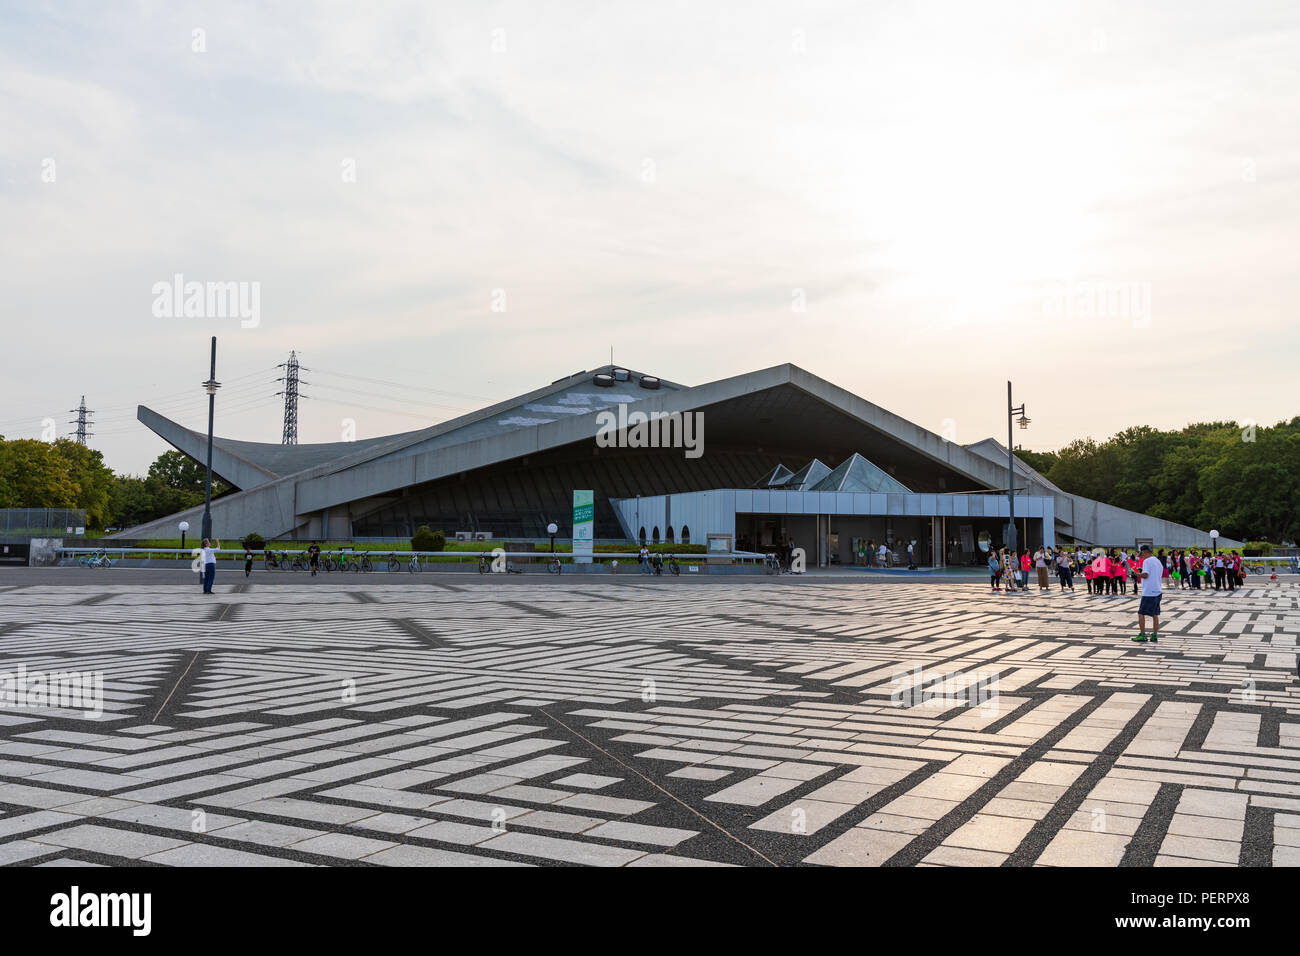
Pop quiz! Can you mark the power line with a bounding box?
[307,380,474,414]
[310,367,491,403]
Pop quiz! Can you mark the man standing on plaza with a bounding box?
[200,536,221,594]
[1133,544,1162,643]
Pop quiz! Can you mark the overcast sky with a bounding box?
[3,1,1297,475]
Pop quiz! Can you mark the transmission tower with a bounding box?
[275,351,311,444]
[67,395,94,445]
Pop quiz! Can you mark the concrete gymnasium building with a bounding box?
[116,364,1234,566]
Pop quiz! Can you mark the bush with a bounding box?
[241,532,265,551]
[411,526,446,552]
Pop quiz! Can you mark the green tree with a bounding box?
[0,438,80,509]
[1013,449,1058,475]
[50,438,115,528]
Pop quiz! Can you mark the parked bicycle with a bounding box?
[408,553,422,573]
[547,556,562,574]
[386,552,401,572]
[358,553,373,573]
[290,552,307,571]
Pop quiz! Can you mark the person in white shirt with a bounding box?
[1034,547,1050,590]
[199,537,221,594]
[1133,544,1163,643]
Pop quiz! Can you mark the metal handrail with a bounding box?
[56,547,762,562]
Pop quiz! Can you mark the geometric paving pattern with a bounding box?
[1,578,1299,867]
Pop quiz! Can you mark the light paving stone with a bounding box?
[667,766,732,781]
[803,826,914,866]
[1035,829,1131,867]
[945,813,1037,853]
[0,839,60,865]
[751,799,854,836]
[30,824,190,860]
[1176,788,1249,820]
[405,820,500,845]
[489,784,575,804]
[478,831,647,866]
[583,821,699,847]
[627,853,735,867]
[922,845,1008,866]
[286,832,398,860]
[703,774,807,807]
[510,810,606,834]
[143,843,314,866]
[209,820,328,847]
[554,793,655,816]
[1157,834,1241,864]
[552,774,622,790]
[101,804,245,833]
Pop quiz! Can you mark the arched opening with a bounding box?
[652,526,660,544]
[681,525,690,544]
[638,527,646,545]
[665,526,674,543]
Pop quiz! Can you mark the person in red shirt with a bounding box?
[1126,556,1141,596]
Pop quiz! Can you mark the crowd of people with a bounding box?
[986,545,1247,595]
[986,543,1249,643]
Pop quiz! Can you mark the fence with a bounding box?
[0,509,88,543]
[54,547,769,574]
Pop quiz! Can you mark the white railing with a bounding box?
[1239,556,1300,576]
[55,547,767,569]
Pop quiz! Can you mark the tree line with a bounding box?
[1015,418,1300,544]
[0,437,229,531]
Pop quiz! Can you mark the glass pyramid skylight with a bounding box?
[770,458,832,490]
[753,464,794,488]
[809,453,912,494]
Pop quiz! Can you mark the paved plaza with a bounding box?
[1,571,1298,867]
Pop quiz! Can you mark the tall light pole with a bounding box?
[200,337,221,542]
[179,520,189,552]
[547,522,558,555]
[1006,381,1030,553]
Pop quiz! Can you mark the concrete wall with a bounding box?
[1066,495,1243,549]
[610,491,735,545]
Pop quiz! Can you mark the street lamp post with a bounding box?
[547,522,558,556]
[1006,381,1030,553]
[200,337,221,542]
[179,520,189,552]
[1210,529,1220,556]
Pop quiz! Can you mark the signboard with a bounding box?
[572,490,594,564]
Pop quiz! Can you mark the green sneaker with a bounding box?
[1149,633,1158,643]
[1131,633,1148,643]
